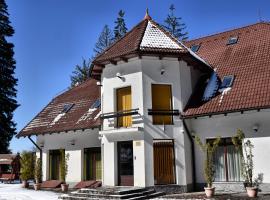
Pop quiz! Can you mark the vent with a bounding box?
[227,36,238,45]
[190,44,200,52]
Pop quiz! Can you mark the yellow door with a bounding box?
[117,86,132,127]
[152,84,172,124]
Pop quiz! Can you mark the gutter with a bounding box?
[28,136,43,181]
[181,116,196,191]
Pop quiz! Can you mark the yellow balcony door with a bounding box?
[152,84,172,124]
[117,86,132,127]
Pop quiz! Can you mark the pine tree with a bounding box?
[0,0,18,153]
[114,10,128,41]
[163,4,188,41]
[70,58,92,87]
[93,25,114,55]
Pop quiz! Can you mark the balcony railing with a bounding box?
[148,109,180,116]
[100,108,140,119]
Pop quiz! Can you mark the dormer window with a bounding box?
[62,103,74,113]
[227,36,238,45]
[220,75,234,88]
[190,44,200,52]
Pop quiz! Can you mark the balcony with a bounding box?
[99,108,143,141]
[148,109,180,125]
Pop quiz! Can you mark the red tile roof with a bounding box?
[91,18,211,80]
[183,22,270,118]
[17,79,101,137]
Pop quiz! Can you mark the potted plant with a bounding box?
[60,149,69,192]
[20,151,35,188]
[232,130,263,197]
[33,158,42,190]
[195,135,221,198]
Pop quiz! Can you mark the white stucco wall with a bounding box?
[187,109,270,184]
[100,56,202,187]
[36,128,100,183]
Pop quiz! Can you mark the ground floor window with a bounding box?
[153,139,175,185]
[209,138,242,182]
[84,148,101,181]
[49,149,62,180]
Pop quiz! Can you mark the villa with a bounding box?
[17,13,270,192]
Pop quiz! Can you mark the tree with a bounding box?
[93,25,114,55]
[114,10,128,41]
[163,4,188,41]
[0,0,18,153]
[70,58,92,87]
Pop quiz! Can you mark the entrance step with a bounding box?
[58,187,165,200]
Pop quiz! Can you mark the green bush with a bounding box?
[60,149,69,183]
[195,135,221,188]
[34,158,42,183]
[20,151,35,181]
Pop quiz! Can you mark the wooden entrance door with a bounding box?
[117,86,132,127]
[154,140,176,184]
[49,150,61,180]
[118,141,134,186]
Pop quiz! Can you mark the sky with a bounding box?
[5,0,270,153]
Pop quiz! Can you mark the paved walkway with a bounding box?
[156,191,270,199]
[0,183,59,200]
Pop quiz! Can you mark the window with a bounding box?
[91,99,101,109]
[49,150,62,180]
[220,75,234,88]
[227,36,238,45]
[151,84,173,125]
[208,138,241,182]
[62,103,74,113]
[190,44,200,52]
[84,148,101,181]
[117,86,132,127]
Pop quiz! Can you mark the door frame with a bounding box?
[117,141,134,186]
[153,139,176,185]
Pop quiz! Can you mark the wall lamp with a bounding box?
[96,81,103,86]
[39,141,44,148]
[253,124,259,132]
[160,67,165,75]
[69,139,75,146]
[116,72,125,81]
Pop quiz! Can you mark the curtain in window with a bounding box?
[214,146,226,181]
[214,144,241,182]
[227,145,241,181]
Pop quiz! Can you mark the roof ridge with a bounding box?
[93,19,148,63]
[187,21,270,43]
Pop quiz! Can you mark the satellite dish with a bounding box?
[202,72,220,101]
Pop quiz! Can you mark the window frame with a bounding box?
[220,75,234,88]
[151,84,173,125]
[190,44,201,52]
[227,36,238,45]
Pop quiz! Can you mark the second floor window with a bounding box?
[117,86,132,127]
[151,84,173,125]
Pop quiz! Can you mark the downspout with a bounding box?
[28,136,42,180]
[181,116,196,191]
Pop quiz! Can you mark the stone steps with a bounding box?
[59,187,164,200]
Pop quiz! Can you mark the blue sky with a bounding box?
[6,0,270,153]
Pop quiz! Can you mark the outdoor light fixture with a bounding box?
[69,139,75,146]
[160,68,165,75]
[39,141,44,148]
[116,72,124,81]
[96,81,102,86]
[253,124,259,132]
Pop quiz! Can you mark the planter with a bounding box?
[34,183,41,191]
[204,187,215,198]
[61,183,69,192]
[22,180,29,188]
[246,187,258,198]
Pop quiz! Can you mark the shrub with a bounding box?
[60,149,69,183]
[34,158,42,183]
[20,151,35,181]
[195,135,221,188]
